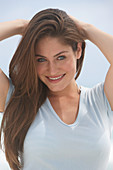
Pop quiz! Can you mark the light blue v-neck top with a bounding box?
[5,79,113,170]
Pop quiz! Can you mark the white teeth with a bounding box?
[48,75,64,80]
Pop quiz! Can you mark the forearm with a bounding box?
[0,19,28,41]
[84,24,113,64]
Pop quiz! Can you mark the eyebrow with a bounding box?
[35,51,69,58]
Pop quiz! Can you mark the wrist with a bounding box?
[14,19,29,35]
[82,23,94,40]
[80,23,92,40]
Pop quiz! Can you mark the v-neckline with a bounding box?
[46,86,84,127]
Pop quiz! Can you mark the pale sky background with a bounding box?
[0,0,113,87]
[0,0,113,169]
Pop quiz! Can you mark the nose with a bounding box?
[47,62,58,75]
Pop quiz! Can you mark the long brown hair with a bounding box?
[0,8,86,169]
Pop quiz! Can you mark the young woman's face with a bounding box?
[35,36,82,93]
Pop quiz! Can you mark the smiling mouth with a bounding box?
[46,74,66,81]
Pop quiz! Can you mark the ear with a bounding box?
[75,42,82,59]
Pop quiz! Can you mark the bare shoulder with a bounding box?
[0,68,9,112]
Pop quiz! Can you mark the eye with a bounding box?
[57,56,66,60]
[37,58,47,62]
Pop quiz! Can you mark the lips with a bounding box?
[46,74,65,82]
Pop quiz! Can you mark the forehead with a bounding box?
[35,36,72,56]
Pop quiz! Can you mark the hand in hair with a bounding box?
[69,15,88,40]
[18,19,29,36]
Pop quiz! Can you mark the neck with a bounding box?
[48,80,80,98]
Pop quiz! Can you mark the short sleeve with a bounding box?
[5,78,14,110]
[92,82,113,129]
[103,83,113,128]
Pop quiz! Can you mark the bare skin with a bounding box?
[0,69,9,112]
[70,16,113,110]
[0,19,28,112]
[35,36,82,124]
[0,15,113,120]
[0,19,28,41]
[48,86,81,124]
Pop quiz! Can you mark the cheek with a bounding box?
[64,59,77,73]
[36,65,46,76]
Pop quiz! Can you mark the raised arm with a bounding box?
[70,16,113,110]
[84,24,113,110]
[0,19,29,112]
[0,69,9,112]
[0,19,29,41]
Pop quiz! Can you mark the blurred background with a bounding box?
[0,0,113,169]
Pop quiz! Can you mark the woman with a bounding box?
[0,8,113,170]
